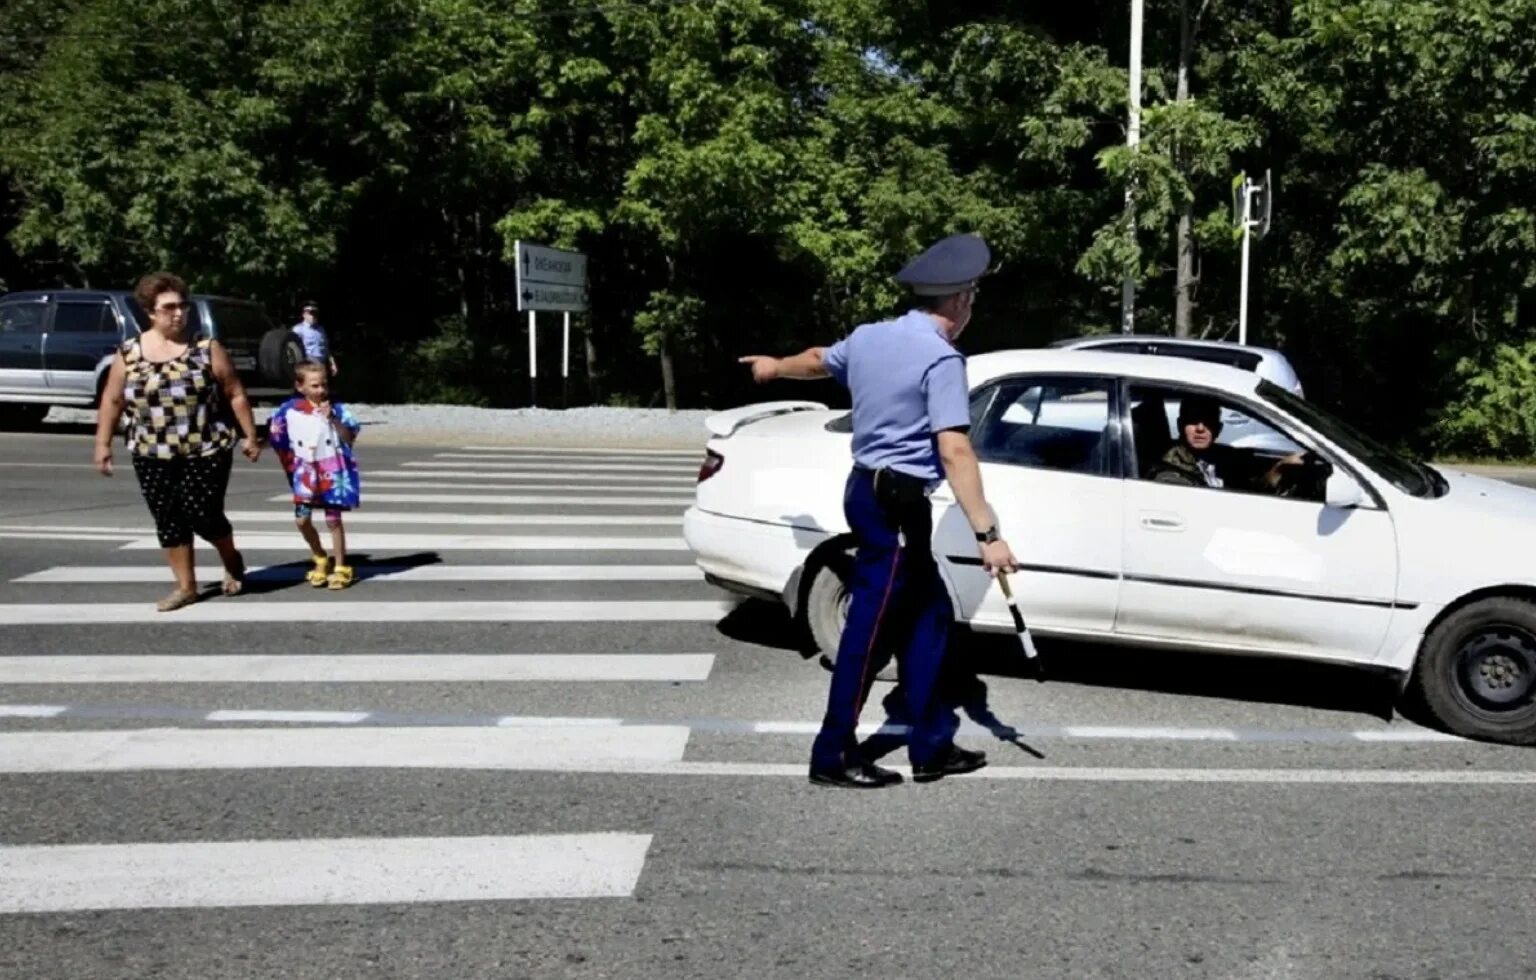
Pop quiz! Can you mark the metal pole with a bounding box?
[1121,0,1143,334]
[528,309,537,406]
[1238,179,1252,346]
[562,311,571,408]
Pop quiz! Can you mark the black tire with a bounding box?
[258,328,305,385]
[802,546,854,662]
[1411,597,1536,745]
[0,404,47,429]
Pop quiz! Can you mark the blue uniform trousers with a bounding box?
[810,467,959,771]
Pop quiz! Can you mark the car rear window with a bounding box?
[1154,343,1264,372]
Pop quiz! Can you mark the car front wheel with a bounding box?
[1412,597,1536,745]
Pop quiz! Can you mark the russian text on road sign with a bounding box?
[516,241,589,312]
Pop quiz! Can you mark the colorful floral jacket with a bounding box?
[269,397,362,508]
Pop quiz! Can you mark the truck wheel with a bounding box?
[258,329,305,385]
[0,404,47,429]
[1411,597,1536,745]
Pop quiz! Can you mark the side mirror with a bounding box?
[1324,471,1365,509]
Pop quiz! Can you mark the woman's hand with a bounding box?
[241,437,263,463]
[94,443,114,476]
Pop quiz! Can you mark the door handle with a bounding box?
[1139,512,1185,532]
[931,491,955,504]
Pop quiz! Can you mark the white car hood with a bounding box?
[1435,467,1536,520]
[1401,468,1536,590]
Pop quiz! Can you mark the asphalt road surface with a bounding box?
[1,428,1533,980]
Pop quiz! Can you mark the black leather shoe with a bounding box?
[808,762,904,789]
[912,745,988,783]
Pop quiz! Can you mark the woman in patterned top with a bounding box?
[92,272,263,612]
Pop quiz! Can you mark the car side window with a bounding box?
[51,302,116,334]
[972,376,1114,476]
[1130,384,1326,501]
[0,301,47,335]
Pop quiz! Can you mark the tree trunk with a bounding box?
[1174,0,1198,338]
[659,334,677,412]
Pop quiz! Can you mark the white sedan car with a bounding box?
[684,348,1536,745]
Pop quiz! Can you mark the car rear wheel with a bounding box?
[803,546,854,663]
[1412,597,1536,745]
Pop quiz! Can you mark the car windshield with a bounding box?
[1257,381,1441,497]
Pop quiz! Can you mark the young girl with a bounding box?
[268,360,362,589]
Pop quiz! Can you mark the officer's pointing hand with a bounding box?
[738,355,780,384]
[980,538,1019,578]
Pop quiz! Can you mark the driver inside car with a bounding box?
[1146,394,1307,495]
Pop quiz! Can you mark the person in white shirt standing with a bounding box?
[290,301,338,378]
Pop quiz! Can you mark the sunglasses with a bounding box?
[154,301,191,313]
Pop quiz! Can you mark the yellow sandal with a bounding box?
[326,564,355,590]
[305,555,332,587]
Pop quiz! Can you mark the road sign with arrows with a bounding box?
[515,241,589,312]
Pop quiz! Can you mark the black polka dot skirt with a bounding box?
[131,449,235,548]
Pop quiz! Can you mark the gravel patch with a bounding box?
[45,404,715,451]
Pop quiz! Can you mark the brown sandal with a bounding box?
[156,589,200,613]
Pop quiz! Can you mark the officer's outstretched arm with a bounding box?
[739,348,830,382]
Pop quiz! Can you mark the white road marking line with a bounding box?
[1060,725,1241,742]
[498,716,626,727]
[0,833,653,912]
[0,600,734,625]
[15,564,699,584]
[0,705,67,718]
[368,469,695,485]
[0,654,715,683]
[0,532,142,543]
[426,458,695,473]
[457,445,699,456]
[120,532,691,551]
[1352,729,1467,743]
[223,510,684,526]
[609,763,1536,784]
[320,493,687,507]
[0,725,692,773]
[294,479,695,494]
[207,709,371,724]
[0,524,151,535]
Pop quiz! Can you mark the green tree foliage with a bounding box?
[0,0,1533,453]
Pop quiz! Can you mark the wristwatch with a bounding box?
[975,525,1000,544]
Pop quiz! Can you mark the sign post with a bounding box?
[515,240,590,407]
[1231,170,1272,345]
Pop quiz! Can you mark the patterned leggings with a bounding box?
[131,450,234,548]
[294,502,344,528]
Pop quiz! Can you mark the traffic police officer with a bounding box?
[740,233,1020,789]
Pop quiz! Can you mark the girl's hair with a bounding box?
[134,271,188,312]
[293,360,327,382]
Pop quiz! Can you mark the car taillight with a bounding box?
[698,449,724,483]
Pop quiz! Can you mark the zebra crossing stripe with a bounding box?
[0,654,716,683]
[0,833,653,912]
[0,600,734,625]
[0,725,691,774]
[367,469,696,485]
[423,458,694,473]
[456,446,698,456]
[221,511,685,526]
[119,533,692,552]
[272,492,689,507]
[14,564,699,584]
